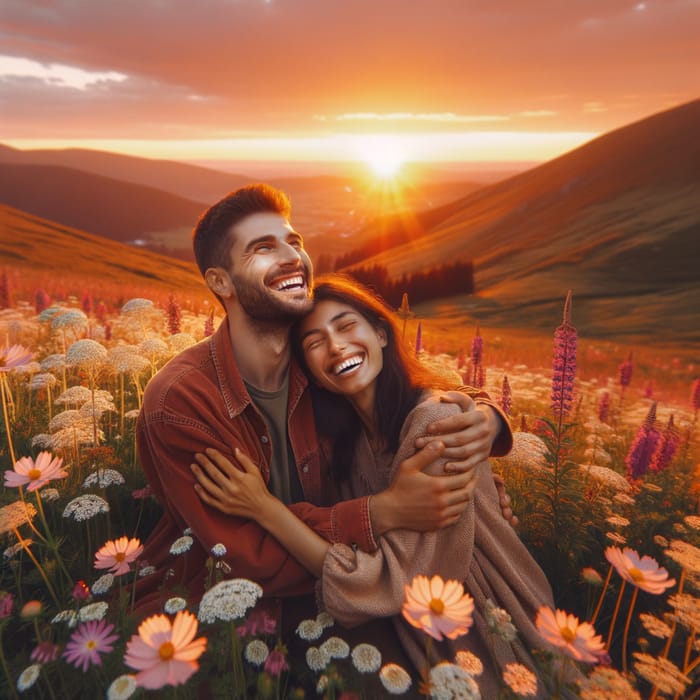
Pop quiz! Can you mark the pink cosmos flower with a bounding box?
[535,606,606,663]
[605,546,676,594]
[63,619,118,672]
[94,536,144,575]
[4,452,68,492]
[31,641,60,664]
[0,345,33,372]
[264,649,289,676]
[124,610,207,689]
[402,574,474,641]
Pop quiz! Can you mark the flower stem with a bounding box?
[0,374,17,467]
[621,586,638,673]
[606,579,626,650]
[12,527,61,608]
[0,623,19,700]
[590,563,613,625]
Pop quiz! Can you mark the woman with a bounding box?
[193,275,556,697]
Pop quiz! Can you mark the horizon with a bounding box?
[2,1,698,168]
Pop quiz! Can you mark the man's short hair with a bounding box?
[192,184,291,276]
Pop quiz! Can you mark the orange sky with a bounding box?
[1,0,698,163]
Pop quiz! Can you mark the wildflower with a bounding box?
[402,574,474,641]
[668,592,700,630]
[639,613,672,638]
[316,611,334,628]
[166,294,182,334]
[632,653,689,696]
[581,568,604,586]
[351,643,382,673]
[51,610,79,627]
[82,469,125,488]
[204,309,215,337]
[30,641,60,663]
[52,309,87,331]
[140,338,169,359]
[65,338,107,369]
[164,597,187,615]
[40,353,66,372]
[107,674,137,700]
[605,547,675,594]
[0,344,33,371]
[625,402,661,479]
[0,500,37,536]
[503,662,537,697]
[169,535,194,555]
[306,645,330,672]
[578,667,641,700]
[320,636,350,659]
[121,298,154,315]
[470,324,483,367]
[91,573,114,595]
[17,664,41,691]
[244,639,269,667]
[4,540,31,560]
[4,451,68,491]
[484,599,517,642]
[197,579,262,624]
[131,486,152,499]
[654,534,669,548]
[236,608,277,636]
[580,464,631,492]
[264,648,289,676]
[29,372,57,391]
[124,610,207,689]
[79,601,109,621]
[428,662,480,699]
[455,650,483,676]
[618,352,634,389]
[139,565,157,577]
[597,391,611,423]
[63,494,110,521]
[71,579,91,601]
[500,375,512,416]
[691,378,700,415]
[606,515,630,528]
[0,591,13,618]
[613,492,636,506]
[31,434,53,450]
[63,619,118,672]
[551,290,577,417]
[20,601,42,619]
[605,531,627,546]
[649,414,680,472]
[94,536,144,575]
[495,432,548,472]
[296,618,323,640]
[380,663,413,694]
[169,333,197,353]
[211,543,227,557]
[535,606,606,663]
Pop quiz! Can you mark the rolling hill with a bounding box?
[343,99,700,342]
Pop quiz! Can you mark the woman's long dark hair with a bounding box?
[292,274,451,482]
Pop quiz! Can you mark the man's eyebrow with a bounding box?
[299,311,355,343]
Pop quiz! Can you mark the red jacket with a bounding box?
[134,318,375,614]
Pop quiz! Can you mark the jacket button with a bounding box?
[261,435,269,444]
[302,465,309,473]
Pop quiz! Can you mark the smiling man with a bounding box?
[134,184,512,644]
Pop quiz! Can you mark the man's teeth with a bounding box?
[334,356,363,375]
[274,276,304,291]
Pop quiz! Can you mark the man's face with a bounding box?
[225,212,314,322]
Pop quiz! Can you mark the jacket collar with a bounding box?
[210,316,308,419]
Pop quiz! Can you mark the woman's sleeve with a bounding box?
[317,396,480,627]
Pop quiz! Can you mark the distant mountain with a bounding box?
[0,163,208,250]
[0,144,252,203]
[343,99,700,341]
[0,204,206,300]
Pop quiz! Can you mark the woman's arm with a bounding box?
[192,448,329,576]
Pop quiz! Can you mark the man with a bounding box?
[135,184,512,622]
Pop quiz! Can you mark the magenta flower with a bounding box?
[597,391,611,424]
[500,375,512,416]
[551,291,577,418]
[0,344,33,372]
[264,649,289,676]
[34,288,50,313]
[414,322,422,357]
[63,619,118,672]
[618,352,634,388]
[0,591,13,618]
[470,324,483,366]
[625,402,661,479]
[166,294,182,335]
[31,641,60,664]
[649,414,680,473]
[691,378,700,416]
[4,452,68,492]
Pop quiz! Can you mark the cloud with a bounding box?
[325,112,510,124]
[0,55,127,90]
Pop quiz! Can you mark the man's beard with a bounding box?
[231,266,313,323]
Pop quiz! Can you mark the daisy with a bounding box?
[605,546,676,594]
[16,664,41,692]
[402,574,474,641]
[63,619,118,672]
[123,610,207,690]
[535,606,606,663]
[4,452,68,491]
[94,536,144,576]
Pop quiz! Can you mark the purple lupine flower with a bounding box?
[166,294,182,335]
[476,363,486,389]
[34,288,50,314]
[551,290,577,418]
[81,291,92,315]
[103,322,112,341]
[618,352,634,389]
[597,391,611,424]
[415,321,422,356]
[649,414,680,473]
[501,375,512,416]
[625,402,661,479]
[204,310,215,337]
[470,324,483,367]
[644,381,653,399]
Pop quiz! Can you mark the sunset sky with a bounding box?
[1,0,699,165]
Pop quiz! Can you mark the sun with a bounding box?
[355,135,407,179]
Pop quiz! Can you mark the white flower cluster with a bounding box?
[83,469,125,488]
[351,643,382,673]
[197,579,263,624]
[63,494,110,521]
[429,662,481,700]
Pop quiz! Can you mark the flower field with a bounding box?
[0,272,699,698]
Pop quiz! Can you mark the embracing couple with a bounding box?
[135,184,556,696]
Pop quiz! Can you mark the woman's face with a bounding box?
[298,299,387,419]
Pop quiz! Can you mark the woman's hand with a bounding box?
[191,447,274,521]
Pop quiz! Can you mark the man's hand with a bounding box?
[493,474,519,528]
[414,391,502,472]
[370,441,478,536]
